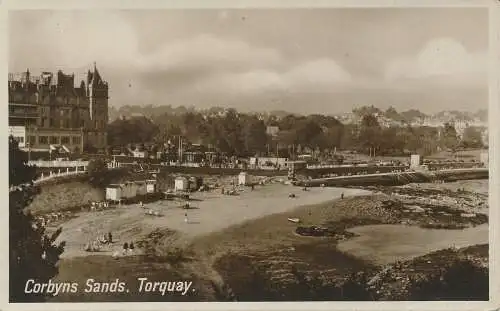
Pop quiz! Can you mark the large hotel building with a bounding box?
[8,64,109,153]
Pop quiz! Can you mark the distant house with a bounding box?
[266,126,280,137]
[250,156,288,169]
[131,149,148,158]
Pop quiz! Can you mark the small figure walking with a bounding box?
[129,242,135,254]
[108,231,113,243]
[184,213,189,224]
[122,242,128,255]
[140,201,144,208]
[341,192,344,200]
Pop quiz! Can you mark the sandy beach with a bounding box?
[55,184,370,258]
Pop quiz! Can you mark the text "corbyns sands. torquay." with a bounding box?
[24,278,194,296]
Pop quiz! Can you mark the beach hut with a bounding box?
[135,181,148,196]
[410,154,422,169]
[106,184,123,201]
[188,177,198,191]
[122,182,138,199]
[146,180,157,193]
[174,177,189,192]
[238,172,252,186]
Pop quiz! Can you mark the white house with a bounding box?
[9,126,26,148]
[174,177,189,192]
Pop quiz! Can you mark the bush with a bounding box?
[409,259,488,300]
[9,136,65,302]
[87,158,108,187]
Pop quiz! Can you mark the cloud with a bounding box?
[193,58,352,94]
[385,38,487,87]
[10,11,139,71]
[137,34,283,73]
[286,58,352,89]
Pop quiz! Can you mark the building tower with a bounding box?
[86,62,109,150]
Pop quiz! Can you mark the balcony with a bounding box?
[9,109,39,118]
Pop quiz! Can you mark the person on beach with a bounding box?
[341,192,344,200]
[184,213,189,224]
[123,242,128,255]
[108,232,113,243]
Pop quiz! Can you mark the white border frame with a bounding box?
[0,1,498,310]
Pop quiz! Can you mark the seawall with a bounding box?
[296,168,488,187]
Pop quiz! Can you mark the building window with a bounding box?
[49,118,54,127]
[29,136,36,144]
[39,136,48,144]
[61,136,70,144]
[72,136,81,144]
[15,136,24,143]
[50,136,59,144]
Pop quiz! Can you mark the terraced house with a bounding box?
[8,63,109,153]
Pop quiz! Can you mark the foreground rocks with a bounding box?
[213,244,488,301]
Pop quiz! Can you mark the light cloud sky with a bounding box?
[8,8,488,114]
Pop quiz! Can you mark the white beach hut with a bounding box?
[174,176,189,192]
[238,172,252,186]
[106,184,123,202]
[146,180,157,193]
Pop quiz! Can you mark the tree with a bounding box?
[87,158,108,187]
[358,114,382,154]
[440,123,459,152]
[461,126,484,149]
[107,116,159,147]
[9,135,65,302]
[242,116,268,156]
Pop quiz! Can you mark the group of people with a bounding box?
[35,211,72,228]
[84,231,113,252]
[89,200,110,211]
[122,242,135,254]
[110,241,136,258]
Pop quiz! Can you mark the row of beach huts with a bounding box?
[173,172,253,192]
[105,172,254,202]
[105,179,158,202]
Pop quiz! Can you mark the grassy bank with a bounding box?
[28,181,104,214]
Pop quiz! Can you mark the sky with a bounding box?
[8,8,489,114]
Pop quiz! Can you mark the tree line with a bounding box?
[106,109,486,158]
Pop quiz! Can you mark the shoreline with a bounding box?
[54,184,370,259]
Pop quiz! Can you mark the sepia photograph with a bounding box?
[5,2,496,307]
